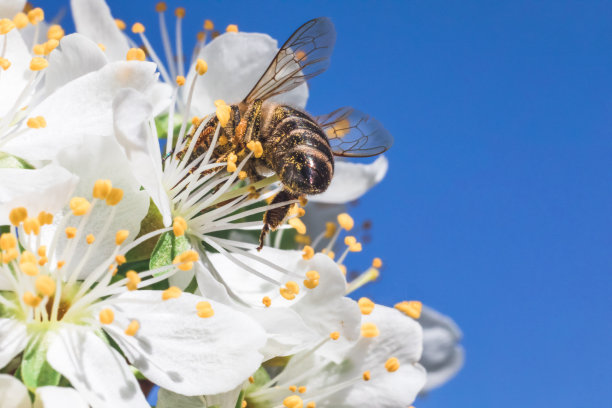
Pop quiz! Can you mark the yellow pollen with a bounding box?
[175,7,186,18]
[99,308,114,325]
[349,242,362,252]
[9,207,27,226]
[361,322,380,338]
[204,19,214,30]
[238,170,247,180]
[93,179,112,199]
[115,230,129,245]
[303,270,320,289]
[155,2,167,12]
[57,261,65,268]
[299,196,308,206]
[227,161,237,173]
[216,135,227,146]
[0,233,17,251]
[35,275,55,296]
[385,357,400,372]
[47,24,64,40]
[13,13,28,29]
[23,217,40,235]
[38,257,47,266]
[196,31,205,41]
[115,19,126,30]
[131,22,145,34]
[0,18,15,34]
[2,248,18,263]
[37,211,53,225]
[338,264,347,275]
[289,385,297,392]
[246,140,264,158]
[324,222,336,238]
[262,296,271,307]
[242,401,247,408]
[225,24,238,33]
[302,245,314,260]
[173,216,188,237]
[69,197,91,216]
[85,234,95,244]
[65,227,77,239]
[106,188,124,206]
[325,250,335,260]
[125,320,140,336]
[162,286,182,300]
[214,99,226,107]
[288,218,306,235]
[23,292,41,307]
[358,297,375,315]
[337,213,354,231]
[27,8,44,25]
[195,58,208,75]
[175,75,186,86]
[282,395,303,408]
[216,103,231,127]
[0,57,10,70]
[44,41,58,55]
[172,250,199,271]
[280,281,300,300]
[330,331,340,340]
[306,403,316,408]
[30,57,48,71]
[372,257,383,268]
[20,251,36,264]
[227,152,238,163]
[126,48,146,61]
[20,262,39,276]
[362,370,371,381]
[298,386,307,393]
[344,236,357,246]
[394,300,422,319]
[126,270,141,291]
[115,255,126,265]
[248,376,254,383]
[32,43,45,55]
[196,301,214,318]
[286,281,300,294]
[26,116,46,128]
[98,43,106,51]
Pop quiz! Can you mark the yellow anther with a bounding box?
[126,270,141,291]
[394,300,422,319]
[131,22,145,34]
[115,230,129,245]
[84,234,95,244]
[93,179,112,199]
[9,207,28,226]
[286,281,300,294]
[2,248,18,263]
[282,395,303,408]
[26,116,46,128]
[20,262,39,276]
[99,308,114,324]
[36,246,46,259]
[225,24,238,33]
[32,43,45,55]
[325,250,335,260]
[248,376,254,383]
[13,13,28,29]
[115,18,126,30]
[175,7,186,18]
[44,39,59,54]
[372,257,383,268]
[227,152,238,163]
[37,211,53,225]
[173,216,188,237]
[215,135,227,146]
[289,385,297,392]
[361,322,380,338]
[196,31,205,41]
[298,386,307,393]
[204,19,214,30]
[238,170,247,180]
[344,236,356,246]
[216,103,231,127]
[303,270,319,289]
[115,255,126,265]
[196,301,215,318]
[47,24,64,40]
[330,331,340,340]
[337,213,354,231]
[162,286,182,300]
[214,99,226,107]
[155,1,167,12]
[227,161,237,173]
[280,287,296,300]
[65,227,77,239]
[338,264,347,275]
[262,296,271,307]
[362,370,371,381]
[0,57,10,70]
[126,48,146,61]
[38,256,47,266]
[358,297,375,315]
[98,43,106,51]
[349,242,362,252]
[105,188,124,206]
[306,403,316,408]
[246,140,263,158]
[69,197,91,216]
[0,233,17,251]
[27,8,44,25]
[23,291,42,307]
[324,222,336,238]
[29,57,48,71]
[195,58,208,75]
[20,251,36,264]
[125,320,140,336]
[175,75,186,86]
[23,217,40,235]
[288,218,306,235]
[385,357,400,372]
[0,18,16,34]
[172,250,199,271]
[242,401,247,408]
[302,245,314,260]
[57,260,65,268]
[35,275,55,296]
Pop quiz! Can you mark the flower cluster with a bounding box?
[0,1,463,407]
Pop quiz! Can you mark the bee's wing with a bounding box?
[315,107,393,157]
[242,17,336,104]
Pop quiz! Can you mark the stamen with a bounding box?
[173,216,187,236]
[280,281,300,300]
[93,179,112,199]
[172,249,199,271]
[262,296,271,307]
[324,222,336,238]
[115,255,126,265]
[47,24,64,40]
[69,197,91,216]
[282,395,302,408]
[99,308,114,324]
[385,357,400,372]
[105,188,124,205]
[9,207,27,226]
[0,18,16,34]
[330,331,340,340]
[27,8,44,25]
[288,218,306,235]
[29,57,48,71]
[23,292,42,307]
[176,75,185,86]
[394,300,422,319]
[357,297,375,315]
[0,233,17,250]
[23,217,40,235]
[362,371,371,381]
[225,24,238,33]
[155,2,167,12]
[98,43,106,51]
[35,275,55,296]
[360,322,379,338]
[115,19,126,30]
[303,270,319,289]
[26,116,46,128]
[20,262,38,276]
[65,227,77,239]
[0,57,10,70]
[125,320,140,336]
[13,13,28,29]
[372,257,382,268]
[126,270,141,291]
[33,43,45,55]
[306,403,316,408]
[174,7,186,18]
[246,140,264,158]
[298,386,307,393]
[289,385,297,392]
[115,230,129,245]
[215,99,231,127]
[346,267,379,295]
[248,376,254,383]
[37,211,53,225]
[196,301,214,318]
[195,58,207,75]
[131,22,145,34]
[302,245,314,260]
[126,48,146,61]
[204,20,214,31]
[337,213,354,231]
[162,286,182,300]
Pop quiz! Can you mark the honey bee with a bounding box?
[181,17,393,250]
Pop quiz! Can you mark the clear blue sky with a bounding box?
[44,1,612,406]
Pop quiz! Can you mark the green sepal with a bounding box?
[126,198,165,262]
[245,366,271,394]
[0,152,34,169]
[20,335,61,390]
[155,113,183,141]
[150,231,191,275]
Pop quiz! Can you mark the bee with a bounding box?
[181,17,393,250]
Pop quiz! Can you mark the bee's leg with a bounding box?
[235,100,263,146]
[258,189,299,250]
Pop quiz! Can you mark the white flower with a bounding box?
[0,374,88,408]
[0,0,25,19]
[0,136,266,407]
[419,305,465,392]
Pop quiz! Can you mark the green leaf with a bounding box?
[149,231,191,275]
[20,334,61,390]
[0,152,34,169]
[126,199,165,262]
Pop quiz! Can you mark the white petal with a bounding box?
[44,33,108,96]
[46,325,149,408]
[0,29,30,119]
[34,386,89,408]
[310,156,389,204]
[3,61,164,161]
[0,318,28,369]
[0,0,25,18]
[0,374,30,408]
[113,88,171,225]
[105,290,266,396]
[187,32,308,115]
[158,385,242,408]
[70,0,129,62]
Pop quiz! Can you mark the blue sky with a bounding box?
[45,1,612,406]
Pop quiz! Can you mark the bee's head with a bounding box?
[279,150,333,195]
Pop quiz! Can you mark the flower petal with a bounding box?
[187,32,308,115]
[0,29,30,119]
[34,386,89,408]
[0,374,30,408]
[309,156,388,204]
[0,0,25,18]
[105,290,266,396]
[46,325,149,408]
[0,319,28,369]
[157,385,242,408]
[70,0,129,62]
